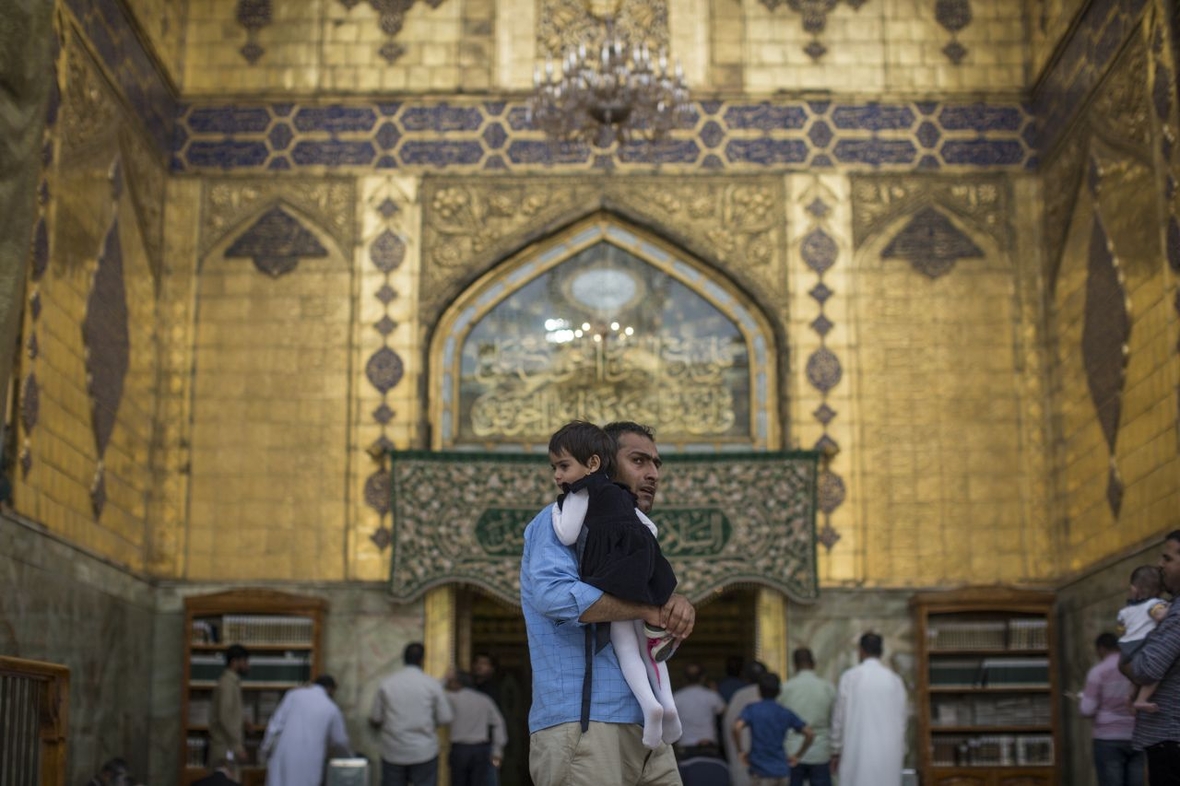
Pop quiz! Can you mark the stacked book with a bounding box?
[222,615,314,646]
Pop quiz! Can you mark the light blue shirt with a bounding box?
[520,505,644,733]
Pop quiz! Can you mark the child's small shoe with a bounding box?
[644,623,678,663]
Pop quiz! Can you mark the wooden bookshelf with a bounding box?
[181,590,326,786]
[911,587,1059,786]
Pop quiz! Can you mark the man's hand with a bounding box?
[787,755,800,767]
[491,755,502,768]
[739,751,750,766]
[660,594,695,639]
[830,753,840,774]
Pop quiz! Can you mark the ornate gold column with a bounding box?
[755,588,788,678]
[424,586,455,783]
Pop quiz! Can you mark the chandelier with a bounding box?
[528,15,691,148]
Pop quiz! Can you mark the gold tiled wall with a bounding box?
[351,176,423,582]
[843,178,1054,586]
[1046,16,1180,573]
[179,0,1033,95]
[185,213,352,580]
[743,0,1026,93]
[183,0,480,94]
[13,35,162,571]
[1027,0,1089,80]
[123,0,187,85]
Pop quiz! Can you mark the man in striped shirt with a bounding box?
[1123,530,1180,786]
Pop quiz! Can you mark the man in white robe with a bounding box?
[261,675,353,786]
[830,633,907,786]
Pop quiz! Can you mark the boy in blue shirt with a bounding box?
[733,673,816,786]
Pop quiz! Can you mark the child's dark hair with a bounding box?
[757,671,781,699]
[549,420,615,477]
[1131,565,1163,597]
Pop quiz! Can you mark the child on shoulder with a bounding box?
[547,420,681,749]
[1117,564,1171,712]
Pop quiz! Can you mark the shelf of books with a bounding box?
[911,587,1059,786]
[182,590,326,786]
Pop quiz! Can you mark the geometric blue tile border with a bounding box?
[173,98,1036,173]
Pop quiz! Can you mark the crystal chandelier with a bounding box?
[528,15,691,148]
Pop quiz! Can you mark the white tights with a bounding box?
[612,619,681,749]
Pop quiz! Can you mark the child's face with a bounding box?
[549,449,599,489]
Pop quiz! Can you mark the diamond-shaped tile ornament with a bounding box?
[369,435,396,456]
[377,198,400,218]
[806,198,829,218]
[379,41,406,64]
[807,121,833,148]
[812,403,837,425]
[809,314,834,337]
[804,40,828,60]
[19,447,32,477]
[375,284,398,304]
[372,403,394,424]
[809,282,833,304]
[942,41,967,64]
[370,526,392,550]
[817,522,842,550]
[376,122,402,150]
[374,315,397,336]
[240,41,265,63]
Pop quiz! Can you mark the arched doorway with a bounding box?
[455,586,761,786]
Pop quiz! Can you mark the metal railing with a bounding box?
[0,657,69,786]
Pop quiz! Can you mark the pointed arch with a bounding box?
[427,213,782,451]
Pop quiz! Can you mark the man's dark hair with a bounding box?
[683,663,704,684]
[744,660,768,682]
[757,672,781,699]
[314,674,337,691]
[1167,529,1180,545]
[725,655,744,678]
[1131,565,1163,596]
[1095,632,1119,652]
[859,632,884,657]
[225,644,249,665]
[793,647,815,670]
[602,421,655,446]
[404,642,425,666]
[100,758,129,776]
[549,421,615,478]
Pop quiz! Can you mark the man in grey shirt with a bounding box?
[444,669,508,786]
[370,642,454,786]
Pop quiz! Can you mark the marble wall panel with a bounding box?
[0,514,156,786]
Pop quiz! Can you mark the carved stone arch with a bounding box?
[426,212,784,451]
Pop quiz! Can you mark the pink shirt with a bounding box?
[1079,652,1135,740]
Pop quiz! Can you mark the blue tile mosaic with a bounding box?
[916,121,941,148]
[174,98,1035,172]
[938,104,1024,131]
[399,104,485,132]
[726,139,809,165]
[268,123,293,151]
[617,140,701,164]
[807,121,833,148]
[832,139,917,166]
[699,101,723,116]
[376,122,402,150]
[831,104,915,131]
[940,139,1025,166]
[481,123,508,150]
[293,106,378,134]
[483,101,506,116]
[400,140,487,166]
[290,140,377,166]
[267,157,291,170]
[185,141,271,168]
[505,140,591,165]
[723,104,808,130]
[273,103,294,116]
[699,121,725,149]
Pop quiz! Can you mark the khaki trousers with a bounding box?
[529,722,682,786]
